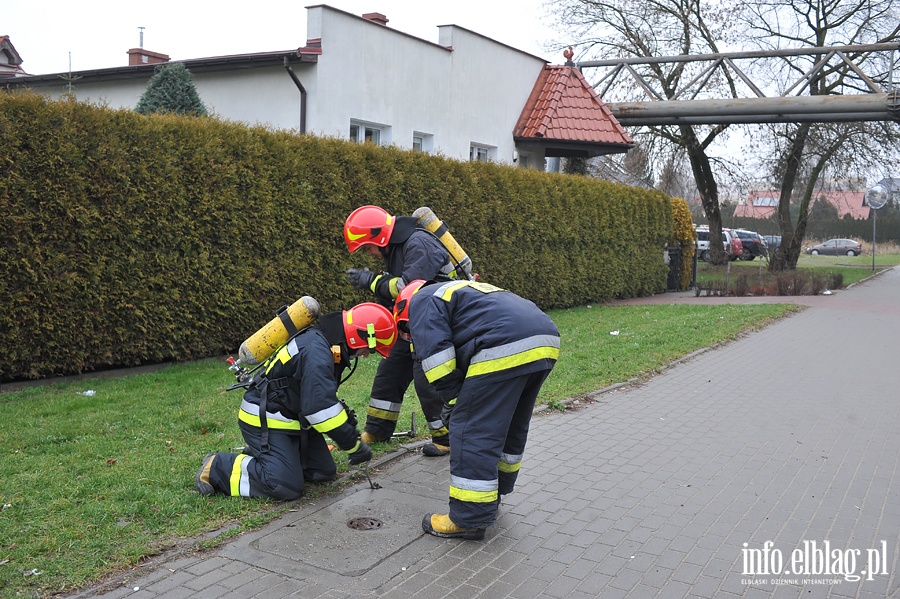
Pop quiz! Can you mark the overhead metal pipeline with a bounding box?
[607,94,898,126]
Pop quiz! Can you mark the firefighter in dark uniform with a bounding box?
[344,205,456,457]
[194,303,397,500]
[393,279,560,539]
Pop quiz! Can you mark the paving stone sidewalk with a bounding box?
[72,268,900,599]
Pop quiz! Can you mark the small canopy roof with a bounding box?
[514,50,633,158]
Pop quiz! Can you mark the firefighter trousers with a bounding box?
[447,368,552,529]
[365,338,447,445]
[205,421,337,500]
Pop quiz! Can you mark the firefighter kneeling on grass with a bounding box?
[393,279,560,539]
[195,303,397,500]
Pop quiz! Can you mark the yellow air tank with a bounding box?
[412,206,474,280]
[237,296,321,366]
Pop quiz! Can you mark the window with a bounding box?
[349,120,388,145]
[470,143,494,162]
[412,132,434,153]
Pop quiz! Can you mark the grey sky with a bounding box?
[6,1,567,75]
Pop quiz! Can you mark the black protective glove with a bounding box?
[347,268,376,290]
[348,440,373,465]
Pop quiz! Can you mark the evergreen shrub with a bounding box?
[0,92,675,380]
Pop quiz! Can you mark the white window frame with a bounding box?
[470,143,495,162]
[350,119,390,145]
[412,131,434,153]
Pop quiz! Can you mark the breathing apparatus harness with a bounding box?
[226,309,359,454]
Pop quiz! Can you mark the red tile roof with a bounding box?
[733,190,781,218]
[733,189,870,220]
[514,64,633,146]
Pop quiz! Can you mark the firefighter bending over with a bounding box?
[194,303,397,500]
[343,205,457,457]
[394,280,560,540]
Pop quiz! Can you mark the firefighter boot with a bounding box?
[361,431,386,445]
[422,513,485,540]
[422,442,450,457]
[195,453,216,496]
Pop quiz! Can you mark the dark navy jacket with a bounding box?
[238,327,358,451]
[371,217,455,306]
[408,281,560,400]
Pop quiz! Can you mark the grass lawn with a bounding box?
[2,301,798,596]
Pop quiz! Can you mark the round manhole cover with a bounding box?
[347,517,384,530]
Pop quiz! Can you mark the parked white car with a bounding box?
[694,226,742,262]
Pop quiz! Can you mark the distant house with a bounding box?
[4,5,632,170]
[869,177,900,208]
[0,35,26,77]
[733,191,780,219]
[733,189,870,220]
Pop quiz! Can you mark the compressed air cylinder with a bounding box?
[237,296,320,366]
[412,206,473,279]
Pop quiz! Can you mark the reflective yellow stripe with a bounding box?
[370,398,402,412]
[238,409,302,431]
[369,274,403,299]
[450,487,497,503]
[422,346,456,374]
[427,418,448,436]
[425,357,457,383]
[367,406,400,422]
[437,280,503,300]
[498,452,523,473]
[229,453,252,496]
[306,403,349,434]
[261,337,301,375]
[467,346,559,377]
[367,397,401,422]
[369,274,382,294]
[388,277,401,298]
[438,280,470,301]
[310,409,348,434]
[450,475,498,503]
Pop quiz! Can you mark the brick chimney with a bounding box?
[362,12,389,26]
[127,48,170,66]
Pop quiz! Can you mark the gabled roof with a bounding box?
[4,45,320,85]
[734,189,870,220]
[733,190,781,218]
[0,35,27,77]
[514,63,633,157]
[820,190,869,220]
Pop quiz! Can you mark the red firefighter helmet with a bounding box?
[343,205,395,253]
[393,279,427,341]
[343,302,397,357]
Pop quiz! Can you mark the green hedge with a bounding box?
[0,92,675,381]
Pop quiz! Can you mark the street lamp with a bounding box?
[864,184,889,271]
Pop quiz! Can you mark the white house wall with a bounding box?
[305,6,547,163]
[31,68,306,131]
[24,5,548,165]
[193,67,305,129]
[437,25,547,165]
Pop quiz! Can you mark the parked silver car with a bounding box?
[805,239,863,256]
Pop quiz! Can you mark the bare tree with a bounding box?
[739,0,900,270]
[552,0,743,263]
